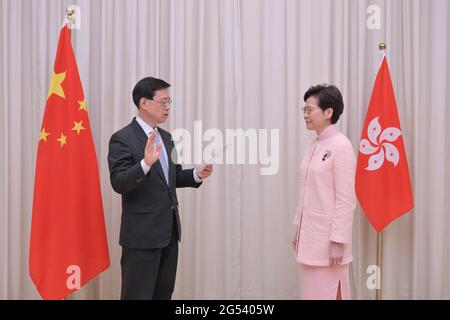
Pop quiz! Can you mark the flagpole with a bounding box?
[61,7,76,301]
[376,231,382,300]
[375,42,386,301]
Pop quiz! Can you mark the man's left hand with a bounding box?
[197,164,213,179]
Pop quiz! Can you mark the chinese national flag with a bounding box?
[30,26,110,299]
[355,56,414,232]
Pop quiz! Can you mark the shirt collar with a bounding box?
[317,124,339,141]
[136,116,157,136]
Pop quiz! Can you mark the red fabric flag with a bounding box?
[355,56,414,232]
[30,26,110,300]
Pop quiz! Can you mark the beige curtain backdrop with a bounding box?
[1,0,449,299]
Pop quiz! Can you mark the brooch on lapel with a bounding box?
[322,150,332,161]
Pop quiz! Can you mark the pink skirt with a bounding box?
[299,263,351,300]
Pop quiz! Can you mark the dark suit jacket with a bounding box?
[108,118,201,249]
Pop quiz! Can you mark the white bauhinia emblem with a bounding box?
[359,117,402,171]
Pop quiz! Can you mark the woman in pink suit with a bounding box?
[292,84,356,300]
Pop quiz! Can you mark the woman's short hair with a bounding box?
[303,84,344,124]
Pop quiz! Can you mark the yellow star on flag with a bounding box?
[39,128,50,142]
[72,120,86,135]
[78,100,87,112]
[47,71,66,99]
[57,133,67,147]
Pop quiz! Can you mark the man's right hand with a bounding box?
[144,132,162,166]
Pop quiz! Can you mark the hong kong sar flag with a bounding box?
[29,26,110,300]
[355,55,414,232]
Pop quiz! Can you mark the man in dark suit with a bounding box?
[108,77,213,300]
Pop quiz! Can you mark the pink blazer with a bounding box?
[293,125,356,266]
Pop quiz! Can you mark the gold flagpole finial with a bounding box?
[66,7,75,29]
[66,7,75,17]
[378,43,387,63]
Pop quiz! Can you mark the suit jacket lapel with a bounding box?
[131,118,148,147]
[153,156,167,187]
[159,128,176,190]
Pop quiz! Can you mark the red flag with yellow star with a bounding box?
[30,26,110,300]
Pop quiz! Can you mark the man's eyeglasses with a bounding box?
[148,98,173,106]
